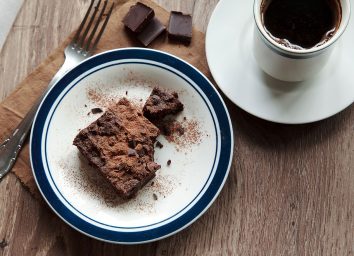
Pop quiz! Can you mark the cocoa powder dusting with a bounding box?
[87,88,115,108]
[163,119,202,149]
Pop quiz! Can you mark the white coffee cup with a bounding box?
[253,0,351,82]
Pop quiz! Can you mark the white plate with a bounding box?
[206,0,354,124]
[30,48,233,244]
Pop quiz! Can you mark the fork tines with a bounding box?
[72,0,114,53]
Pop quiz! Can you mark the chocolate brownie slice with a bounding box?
[143,87,184,120]
[73,98,161,199]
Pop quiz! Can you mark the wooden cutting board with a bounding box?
[0,0,211,198]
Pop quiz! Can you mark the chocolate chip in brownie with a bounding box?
[128,148,138,157]
[128,139,137,148]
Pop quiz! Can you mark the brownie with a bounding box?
[143,87,184,120]
[73,98,161,199]
[122,2,155,33]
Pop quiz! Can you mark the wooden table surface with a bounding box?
[0,0,353,255]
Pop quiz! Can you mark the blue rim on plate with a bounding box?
[30,48,234,244]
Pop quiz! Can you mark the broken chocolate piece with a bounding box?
[155,140,163,148]
[122,2,154,33]
[167,11,192,44]
[137,17,166,46]
[143,87,184,120]
[167,159,171,166]
[91,108,103,114]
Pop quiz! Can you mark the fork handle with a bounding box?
[0,60,73,180]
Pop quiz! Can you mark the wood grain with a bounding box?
[0,0,353,255]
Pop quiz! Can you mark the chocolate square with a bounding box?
[137,17,166,46]
[167,11,192,44]
[122,2,155,33]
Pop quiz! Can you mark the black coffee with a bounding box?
[261,0,342,49]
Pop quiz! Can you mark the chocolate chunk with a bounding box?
[128,139,136,148]
[168,11,192,44]
[117,163,128,171]
[155,140,163,148]
[153,193,158,200]
[135,144,146,157]
[143,87,184,120]
[122,2,155,33]
[142,144,152,155]
[167,159,171,166]
[151,95,161,105]
[128,148,137,157]
[137,17,166,46]
[91,108,103,114]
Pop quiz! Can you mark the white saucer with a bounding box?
[206,0,354,124]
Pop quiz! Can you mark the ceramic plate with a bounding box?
[30,48,233,244]
[206,0,354,124]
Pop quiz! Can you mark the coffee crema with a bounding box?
[261,0,342,50]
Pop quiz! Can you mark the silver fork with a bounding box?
[0,0,114,180]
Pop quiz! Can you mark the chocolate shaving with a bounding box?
[155,140,163,148]
[153,193,158,200]
[91,108,103,114]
